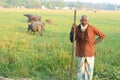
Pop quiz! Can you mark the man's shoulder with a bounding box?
[88,24,97,29]
[75,24,80,29]
[88,24,95,27]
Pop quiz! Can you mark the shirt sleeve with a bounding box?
[93,26,106,39]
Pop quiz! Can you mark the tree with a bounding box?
[55,0,64,9]
[75,1,82,9]
[47,0,55,9]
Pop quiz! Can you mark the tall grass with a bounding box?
[0,8,120,80]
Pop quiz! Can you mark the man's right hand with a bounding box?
[71,23,77,32]
[72,23,77,28]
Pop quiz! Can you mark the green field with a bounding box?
[0,8,120,80]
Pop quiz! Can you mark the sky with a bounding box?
[64,0,120,4]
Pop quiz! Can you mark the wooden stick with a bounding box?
[70,9,76,80]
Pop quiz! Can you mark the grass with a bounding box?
[0,8,120,80]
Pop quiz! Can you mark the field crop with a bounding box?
[0,8,120,80]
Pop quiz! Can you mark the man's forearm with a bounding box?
[94,37,103,44]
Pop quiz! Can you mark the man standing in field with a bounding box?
[70,15,105,80]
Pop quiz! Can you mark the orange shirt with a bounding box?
[70,24,105,57]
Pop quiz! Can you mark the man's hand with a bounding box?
[71,23,77,32]
[72,23,77,28]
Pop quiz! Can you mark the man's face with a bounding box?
[80,18,88,26]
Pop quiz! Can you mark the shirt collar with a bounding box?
[81,24,88,32]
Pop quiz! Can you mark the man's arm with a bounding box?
[94,37,103,44]
[92,26,106,44]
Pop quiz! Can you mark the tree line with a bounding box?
[0,0,82,9]
[0,0,119,10]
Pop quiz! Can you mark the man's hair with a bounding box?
[80,15,89,20]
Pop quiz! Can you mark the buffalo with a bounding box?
[27,21,44,36]
[24,14,41,23]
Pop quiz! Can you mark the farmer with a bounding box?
[70,15,105,80]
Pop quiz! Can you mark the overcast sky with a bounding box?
[64,0,120,4]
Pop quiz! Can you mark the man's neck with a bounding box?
[81,24,88,32]
[81,24,88,27]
